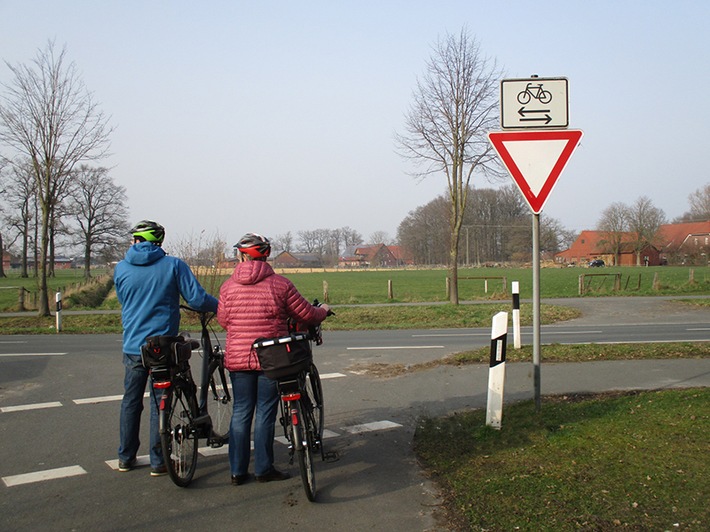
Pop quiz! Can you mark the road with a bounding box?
[0,297,708,531]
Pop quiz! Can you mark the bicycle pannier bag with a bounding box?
[254,334,312,379]
[141,335,192,369]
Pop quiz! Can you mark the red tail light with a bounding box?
[282,393,301,401]
[153,381,171,389]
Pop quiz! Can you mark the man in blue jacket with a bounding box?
[114,220,218,476]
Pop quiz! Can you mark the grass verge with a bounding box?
[414,388,709,531]
[0,302,579,334]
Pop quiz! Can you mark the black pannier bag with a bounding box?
[253,333,312,380]
[141,335,194,372]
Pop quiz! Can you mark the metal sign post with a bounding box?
[489,74,583,413]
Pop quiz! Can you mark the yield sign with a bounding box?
[488,129,583,214]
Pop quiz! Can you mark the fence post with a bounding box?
[578,274,584,295]
[387,280,393,299]
[322,280,329,303]
[18,288,26,312]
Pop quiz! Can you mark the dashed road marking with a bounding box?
[346,346,444,350]
[1,401,63,413]
[0,352,66,357]
[342,420,403,434]
[3,465,87,487]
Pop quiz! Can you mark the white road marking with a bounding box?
[342,420,402,434]
[346,346,444,350]
[1,401,62,413]
[3,465,87,487]
[73,393,148,404]
[320,372,346,379]
[0,352,66,357]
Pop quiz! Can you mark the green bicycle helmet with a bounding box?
[130,220,165,244]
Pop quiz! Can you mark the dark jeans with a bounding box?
[228,371,279,477]
[118,353,163,468]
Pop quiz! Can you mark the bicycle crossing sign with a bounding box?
[488,129,583,214]
[501,77,569,129]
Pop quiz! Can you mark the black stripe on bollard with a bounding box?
[489,333,507,368]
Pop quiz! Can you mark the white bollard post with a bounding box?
[486,311,508,429]
[55,291,62,333]
[512,281,521,349]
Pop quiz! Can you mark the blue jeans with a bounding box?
[118,353,163,468]
[229,371,279,477]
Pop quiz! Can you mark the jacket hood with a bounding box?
[233,260,274,286]
[125,241,166,266]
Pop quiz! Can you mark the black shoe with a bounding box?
[150,465,168,477]
[118,458,136,472]
[231,473,251,486]
[256,468,290,483]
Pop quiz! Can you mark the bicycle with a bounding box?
[140,306,232,487]
[517,82,552,104]
[253,301,333,501]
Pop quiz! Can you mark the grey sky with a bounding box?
[1,1,707,250]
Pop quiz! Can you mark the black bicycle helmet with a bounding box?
[235,232,271,259]
[130,220,165,244]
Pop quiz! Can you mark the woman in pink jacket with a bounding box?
[217,233,330,486]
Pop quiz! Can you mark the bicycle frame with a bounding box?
[147,308,232,487]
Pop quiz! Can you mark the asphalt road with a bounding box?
[0,297,708,531]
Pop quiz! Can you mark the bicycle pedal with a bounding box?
[209,441,224,449]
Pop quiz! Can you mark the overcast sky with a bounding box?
[1,1,708,251]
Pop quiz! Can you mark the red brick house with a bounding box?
[338,244,400,268]
[556,221,710,266]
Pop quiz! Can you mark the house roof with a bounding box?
[658,221,710,251]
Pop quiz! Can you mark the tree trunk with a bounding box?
[37,208,51,317]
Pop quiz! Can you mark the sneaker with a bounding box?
[150,465,168,477]
[231,473,251,486]
[118,459,136,472]
[256,468,290,483]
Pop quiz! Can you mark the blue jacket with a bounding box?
[114,241,219,355]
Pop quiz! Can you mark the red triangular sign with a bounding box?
[488,130,583,214]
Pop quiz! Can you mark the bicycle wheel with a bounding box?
[208,362,232,441]
[304,364,324,458]
[291,400,316,502]
[160,381,199,487]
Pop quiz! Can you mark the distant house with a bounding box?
[556,221,710,266]
[338,244,400,268]
[658,221,710,265]
[272,251,322,269]
[9,255,74,269]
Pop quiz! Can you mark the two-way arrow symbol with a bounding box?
[517,107,552,124]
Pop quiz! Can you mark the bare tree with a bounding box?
[596,202,628,265]
[368,231,391,246]
[686,184,710,221]
[67,165,129,279]
[0,41,113,315]
[2,159,37,277]
[396,29,503,303]
[626,196,666,265]
[397,196,450,265]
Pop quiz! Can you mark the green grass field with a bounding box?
[1,265,707,312]
[415,388,709,531]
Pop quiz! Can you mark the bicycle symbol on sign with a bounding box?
[517,83,552,105]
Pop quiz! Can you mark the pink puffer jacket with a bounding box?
[217,260,328,372]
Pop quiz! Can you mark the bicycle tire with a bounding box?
[160,381,199,487]
[291,400,316,501]
[208,360,232,442]
[305,364,324,459]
